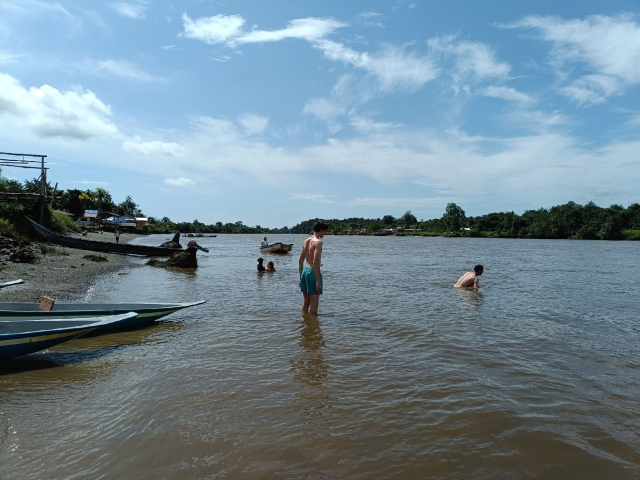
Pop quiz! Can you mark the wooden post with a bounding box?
[39,155,45,224]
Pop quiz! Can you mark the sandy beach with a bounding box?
[0,231,142,303]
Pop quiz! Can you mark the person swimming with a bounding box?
[454,265,484,288]
[257,257,266,272]
[266,261,276,272]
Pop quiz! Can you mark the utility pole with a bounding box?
[39,155,46,224]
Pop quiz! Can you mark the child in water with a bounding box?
[257,258,266,272]
[266,261,276,272]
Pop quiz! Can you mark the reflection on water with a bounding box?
[1,234,640,479]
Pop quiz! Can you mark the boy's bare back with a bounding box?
[301,236,323,267]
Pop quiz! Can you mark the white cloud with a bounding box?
[349,197,454,208]
[162,45,177,50]
[303,98,346,121]
[506,14,640,103]
[90,60,158,81]
[0,51,25,65]
[427,35,510,88]
[355,12,384,29]
[109,2,148,20]
[238,114,269,135]
[123,138,186,156]
[180,13,436,94]
[232,18,348,45]
[0,72,117,140]
[482,85,535,103]
[164,177,196,187]
[314,40,440,93]
[179,13,245,44]
[289,193,336,203]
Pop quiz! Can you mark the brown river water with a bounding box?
[1,234,640,479]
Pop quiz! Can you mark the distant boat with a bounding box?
[28,218,182,256]
[0,301,206,331]
[260,242,294,254]
[0,312,138,360]
[0,279,24,289]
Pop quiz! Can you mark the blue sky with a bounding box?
[1,0,639,227]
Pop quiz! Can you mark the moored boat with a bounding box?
[260,243,294,254]
[0,301,205,331]
[28,218,182,257]
[0,312,138,360]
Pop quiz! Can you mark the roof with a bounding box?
[84,210,98,214]
[84,212,97,218]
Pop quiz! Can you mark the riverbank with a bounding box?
[0,232,142,303]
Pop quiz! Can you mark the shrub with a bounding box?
[50,210,78,233]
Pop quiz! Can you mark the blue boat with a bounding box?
[0,301,206,332]
[0,279,24,289]
[0,312,138,360]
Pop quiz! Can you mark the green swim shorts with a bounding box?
[300,266,322,295]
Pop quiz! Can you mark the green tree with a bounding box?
[382,215,395,225]
[401,210,418,227]
[443,203,466,232]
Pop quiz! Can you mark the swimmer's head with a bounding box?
[257,257,264,263]
[267,261,274,268]
[474,264,484,275]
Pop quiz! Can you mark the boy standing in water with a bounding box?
[299,220,328,314]
[454,265,484,288]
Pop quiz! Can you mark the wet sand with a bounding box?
[0,232,141,302]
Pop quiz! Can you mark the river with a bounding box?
[1,234,639,479]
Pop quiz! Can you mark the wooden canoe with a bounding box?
[260,243,294,254]
[28,218,182,256]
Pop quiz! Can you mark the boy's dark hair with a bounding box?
[313,220,329,232]
[474,264,484,273]
[257,257,264,263]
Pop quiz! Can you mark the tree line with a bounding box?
[2,173,638,239]
[276,202,640,240]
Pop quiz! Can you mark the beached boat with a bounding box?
[28,219,182,256]
[0,301,206,331]
[0,312,138,360]
[0,279,24,289]
[260,243,294,254]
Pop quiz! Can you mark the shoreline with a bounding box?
[0,232,142,303]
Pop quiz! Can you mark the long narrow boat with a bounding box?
[28,219,182,257]
[0,301,206,331]
[0,279,24,289]
[0,312,138,360]
[260,242,294,254]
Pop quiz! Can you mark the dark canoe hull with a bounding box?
[28,219,182,257]
[260,243,294,254]
[0,301,206,332]
[0,313,137,360]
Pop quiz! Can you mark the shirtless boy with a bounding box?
[454,265,484,288]
[299,220,328,314]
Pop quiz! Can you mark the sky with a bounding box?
[1,0,639,227]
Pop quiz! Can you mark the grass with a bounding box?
[50,210,79,233]
[0,265,10,271]
[39,244,70,256]
[83,254,108,262]
[622,230,640,240]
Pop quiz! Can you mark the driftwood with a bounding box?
[147,246,198,269]
[159,232,182,249]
